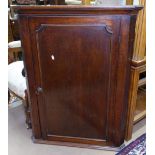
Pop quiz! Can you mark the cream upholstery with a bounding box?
[8,40,21,48]
[8,61,26,99]
[66,0,95,5]
[66,0,81,5]
[95,0,125,5]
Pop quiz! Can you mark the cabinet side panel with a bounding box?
[18,15,42,138]
[109,15,133,146]
[125,14,139,140]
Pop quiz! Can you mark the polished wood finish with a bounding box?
[36,24,112,140]
[15,5,142,147]
[32,136,116,149]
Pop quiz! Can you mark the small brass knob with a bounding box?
[36,87,43,95]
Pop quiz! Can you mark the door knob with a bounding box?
[51,54,55,60]
[36,87,43,95]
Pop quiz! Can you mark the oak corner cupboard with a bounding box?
[15,5,142,148]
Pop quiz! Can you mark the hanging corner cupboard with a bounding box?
[14,5,142,148]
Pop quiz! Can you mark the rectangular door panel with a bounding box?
[36,24,113,140]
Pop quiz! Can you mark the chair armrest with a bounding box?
[8,40,22,53]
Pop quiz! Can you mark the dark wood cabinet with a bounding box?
[15,5,142,148]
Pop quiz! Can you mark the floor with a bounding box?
[8,103,145,155]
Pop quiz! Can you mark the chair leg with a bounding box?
[8,89,32,128]
[24,90,32,129]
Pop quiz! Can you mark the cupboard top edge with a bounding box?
[12,5,143,15]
